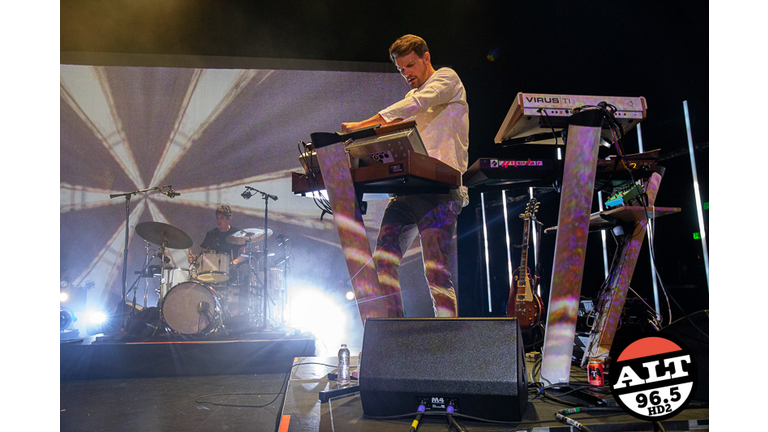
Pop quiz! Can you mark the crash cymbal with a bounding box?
[226,228,273,245]
[135,221,193,249]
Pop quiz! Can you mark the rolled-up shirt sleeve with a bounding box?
[378,70,461,122]
[376,67,470,206]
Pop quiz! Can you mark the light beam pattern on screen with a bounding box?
[149,69,272,187]
[60,62,407,322]
[61,66,145,188]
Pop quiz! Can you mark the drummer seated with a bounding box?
[187,204,245,267]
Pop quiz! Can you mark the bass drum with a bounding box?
[161,281,222,335]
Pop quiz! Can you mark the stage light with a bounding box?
[285,283,348,355]
[87,310,108,325]
[84,309,109,335]
[60,292,69,302]
[345,291,355,301]
[60,308,76,331]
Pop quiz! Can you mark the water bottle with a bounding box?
[337,344,351,385]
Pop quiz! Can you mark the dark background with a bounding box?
[60,1,709,323]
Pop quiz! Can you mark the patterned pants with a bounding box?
[373,193,461,317]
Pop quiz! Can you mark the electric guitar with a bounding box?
[506,198,544,330]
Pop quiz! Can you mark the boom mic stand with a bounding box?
[105,252,158,335]
[109,184,177,329]
[242,186,278,330]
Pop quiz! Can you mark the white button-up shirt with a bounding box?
[378,67,470,204]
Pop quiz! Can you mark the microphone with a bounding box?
[165,188,181,198]
[243,186,278,201]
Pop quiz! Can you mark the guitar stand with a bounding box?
[532,217,543,295]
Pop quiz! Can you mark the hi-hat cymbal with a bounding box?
[135,221,193,249]
[226,228,273,245]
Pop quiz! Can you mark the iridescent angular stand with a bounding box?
[580,173,671,366]
[540,109,605,385]
[314,141,399,323]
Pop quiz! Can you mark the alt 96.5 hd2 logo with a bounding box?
[609,334,698,421]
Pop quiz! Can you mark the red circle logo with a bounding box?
[609,335,697,421]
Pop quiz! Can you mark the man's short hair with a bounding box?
[215,205,232,218]
[389,34,429,63]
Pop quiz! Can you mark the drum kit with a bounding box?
[129,221,287,337]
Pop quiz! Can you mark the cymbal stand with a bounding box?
[156,242,172,307]
[109,184,176,328]
[150,241,173,338]
[142,240,151,309]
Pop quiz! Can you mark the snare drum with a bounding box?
[161,281,222,335]
[192,251,230,284]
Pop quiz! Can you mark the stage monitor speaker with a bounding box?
[359,317,527,422]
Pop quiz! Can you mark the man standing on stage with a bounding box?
[341,34,469,317]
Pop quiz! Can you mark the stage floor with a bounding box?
[61,372,290,431]
[60,351,708,431]
[278,356,709,432]
[60,328,317,431]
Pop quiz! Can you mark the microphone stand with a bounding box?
[109,184,175,329]
[262,193,270,330]
[242,186,277,330]
[106,253,157,335]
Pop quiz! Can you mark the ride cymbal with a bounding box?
[135,221,193,249]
